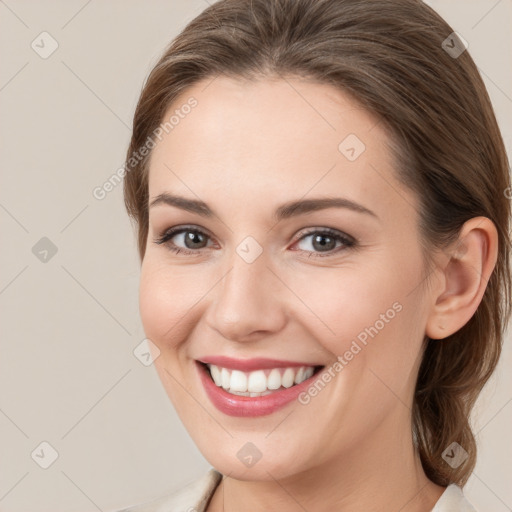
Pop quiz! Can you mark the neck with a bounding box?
[207,409,445,512]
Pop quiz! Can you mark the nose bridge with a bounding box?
[206,243,286,340]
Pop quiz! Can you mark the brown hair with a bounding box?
[124,0,512,487]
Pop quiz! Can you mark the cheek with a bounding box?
[138,259,207,349]
[289,252,424,359]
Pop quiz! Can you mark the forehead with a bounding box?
[147,76,417,221]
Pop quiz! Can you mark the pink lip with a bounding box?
[197,355,320,372]
[196,361,323,417]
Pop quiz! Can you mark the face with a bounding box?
[139,76,433,481]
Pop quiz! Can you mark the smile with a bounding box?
[196,356,325,417]
[206,364,317,396]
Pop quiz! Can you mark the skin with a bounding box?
[139,75,498,511]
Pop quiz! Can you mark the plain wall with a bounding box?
[0,1,510,510]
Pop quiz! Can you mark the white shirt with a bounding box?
[118,468,477,511]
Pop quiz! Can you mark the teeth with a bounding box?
[247,370,267,392]
[221,368,230,389]
[267,368,281,390]
[294,367,305,384]
[210,365,222,386]
[281,368,295,388]
[206,364,317,395]
[230,370,247,392]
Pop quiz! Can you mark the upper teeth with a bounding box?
[207,364,316,396]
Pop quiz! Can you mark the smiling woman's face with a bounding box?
[139,75,437,481]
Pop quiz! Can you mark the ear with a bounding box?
[425,216,499,340]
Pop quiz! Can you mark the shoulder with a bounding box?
[431,484,477,512]
[116,468,223,512]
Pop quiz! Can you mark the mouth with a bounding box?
[200,361,324,397]
[195,357,325,417]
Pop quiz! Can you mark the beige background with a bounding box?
[0,1,510,510]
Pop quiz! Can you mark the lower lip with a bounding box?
[196,361,322,417]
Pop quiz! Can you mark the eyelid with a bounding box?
[153,225,214,247]
[154,224,356,256]
[293,226,355,244]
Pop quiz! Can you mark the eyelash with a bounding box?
[153,225,356,258]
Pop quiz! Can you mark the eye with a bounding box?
[153,226,213,255]
[154,225,356,258]
[291,228,356,257]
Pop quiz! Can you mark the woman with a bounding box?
[120,0,511,510]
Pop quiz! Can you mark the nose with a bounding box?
[204,248,288,342]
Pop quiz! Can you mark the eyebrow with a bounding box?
[149,193,378,221]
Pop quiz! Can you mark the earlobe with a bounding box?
[425,217,498,340]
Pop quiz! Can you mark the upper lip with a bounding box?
[197,355,324,372]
